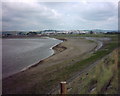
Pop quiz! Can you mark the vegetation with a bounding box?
[32,34,119,94]
[68,48,119,94]
[50,33,118,38]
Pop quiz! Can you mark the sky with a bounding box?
[1,0,119,31]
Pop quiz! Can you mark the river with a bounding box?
[2,37,62,78]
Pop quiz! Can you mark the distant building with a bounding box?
[18,32,27,36]
[27,32,37,36]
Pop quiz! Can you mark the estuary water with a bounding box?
[2,37,62,78]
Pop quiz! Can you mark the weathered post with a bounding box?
[60,81,67,94]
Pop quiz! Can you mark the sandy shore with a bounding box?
[3,37,97,94]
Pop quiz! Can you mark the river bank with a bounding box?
[2,37,62,78]
[21,39,67,71]
[3,37,98,94]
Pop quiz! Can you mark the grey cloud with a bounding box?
[2,2,117,30]
[74,2,117,21]
[2,2,62,30]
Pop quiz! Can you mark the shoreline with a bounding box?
[20,39,67,72]
[3,37,100,94]
[3,37,102,79]
[3,37,67,79]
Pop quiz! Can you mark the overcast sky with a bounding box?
[2,1,118,31]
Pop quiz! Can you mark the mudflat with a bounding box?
[3,37,97,94]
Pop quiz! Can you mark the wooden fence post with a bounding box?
[60,81,67,94]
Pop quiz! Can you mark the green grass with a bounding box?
[62,39,118,75]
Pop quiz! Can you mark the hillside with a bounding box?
[67,48,119,94]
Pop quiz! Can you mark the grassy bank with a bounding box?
[32,34,119,94]
[68,48,119,94]
[50,33,118,38]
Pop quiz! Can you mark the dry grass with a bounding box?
[68,48,119,94]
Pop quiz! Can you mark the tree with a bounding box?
[90,31,93,34]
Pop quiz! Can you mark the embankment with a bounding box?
[67,48,119,94]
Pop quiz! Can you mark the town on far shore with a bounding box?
[1,29,119,38]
